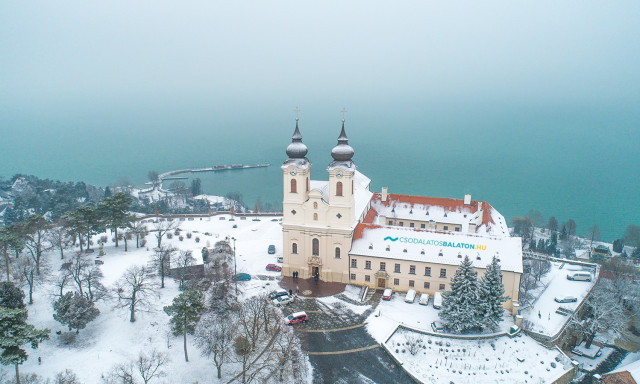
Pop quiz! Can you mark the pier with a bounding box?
[148,163,271,185]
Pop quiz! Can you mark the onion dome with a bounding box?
[331,120,354,161]
[286,118,308,159]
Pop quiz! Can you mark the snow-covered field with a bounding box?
[386,328,575,384]
[524,261,596,337]
[5,213,287,383]
[366,291,513,343]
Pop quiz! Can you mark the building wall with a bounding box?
[379,215,464,233]
[348,253,520,310]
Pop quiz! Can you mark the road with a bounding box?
[283,295,414,383]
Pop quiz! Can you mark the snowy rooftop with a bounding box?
[611,357,640,382]
[369,193,510,236]
[351,225,523,273]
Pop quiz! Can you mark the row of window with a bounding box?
[387,220,461,232]
[349,274,446,290]
[291,241,341,258]
[290,179,347,196]
[350,259,447,278]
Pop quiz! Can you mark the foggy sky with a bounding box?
[2,1,639,110]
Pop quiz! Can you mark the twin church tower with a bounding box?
[281,118,372,283]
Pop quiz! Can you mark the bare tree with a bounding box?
[195,313,233,379]
[518,273,538,307]
[153,221,179,248]
[571,280,626,348]
[48,225,71,260]
[13,256,47,305]
[173,250,196,289]
[64,253,105,301]
[102,363,135,384]
[129,221,148,249]
[150,246,175,289]
[53,369,82,384]
[587,225,601,249]
[21,214,52,275]
[114,265,159,322]
[136,349,168,384]
[530,259,551,282]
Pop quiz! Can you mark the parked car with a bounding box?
[273,295,294,306]
[232,273,251,281]
[405,289,416,303]
[567,272,592,281]
[419,293,430,306]
[232,224,238,228]
[382,288,393,300]
[431,321,444,332]
[433,292,443,309]
[266,264,282,272]
[284,311,308,325]
[268,245,276,254]
[268,289,289,301]
[276,256,283,263]
[554,296,578,303]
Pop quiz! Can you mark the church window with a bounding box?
[410,223,414,228]
[409,265,416,275]
[352,180,354,194]
[312,238,319,256]
[425,267,431,276]
[380,262,386,271]
[409,280,414,287]
[455,227,460,232]
[394,278,399,286]
[388,220,393,225]
[424,282,430,289]
[394,264,400,273]
[306,178,309,192]
[365,260,371,270]
[290,179,297,193]
[292,243,297,254]
[351,259,357,268]
[365,275,370,282]
[336,182,343,196]
[439,283,446,290]
[399,222,404,227]
[444,225,448,230]
[350,273,356,280]
[335,247,340,259]
[313,213,318,221]
[421,223,425,229]
[440,268,447,278]
[313,202,317,209]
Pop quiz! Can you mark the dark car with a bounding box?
[268,289,289,301]
[284,311,308,325]
[266,264,282,272]
[268,245,276,254]
[232,273,251,281]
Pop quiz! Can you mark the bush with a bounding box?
[186,232,192,239]
[141,239,147,247]
[174,229,180,236]
[179,236,184,241]
[195,237,200,243]
[100,235,108,243]
[167,233,173,239]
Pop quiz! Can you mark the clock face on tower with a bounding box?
[289,169,297,176]
[336,170,343,178]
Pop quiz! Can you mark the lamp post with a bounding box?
[231,237,237,294]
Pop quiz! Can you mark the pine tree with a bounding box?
[0,282,26,309]
[164,290,205,362]
[439,256,481,333]
[53,292,100,333]
[0,307,50,384]
[478,256,509,329]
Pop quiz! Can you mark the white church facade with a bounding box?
[281,119,523,310]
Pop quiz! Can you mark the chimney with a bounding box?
[464,194,471,205]
[381,187,388,202]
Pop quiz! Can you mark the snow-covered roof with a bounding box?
[309,180,329,202]
[611,357,640,382]
[350,225,523,273]
[369,193,510,236]
[353,170,373,227]
[281,158,310,170]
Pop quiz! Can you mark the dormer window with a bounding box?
[368,244,373,250]
[420,249,425,255]
[438,250,443,257]
[386,245,390,251]
[457,252,462,258]
[403,248,407,253]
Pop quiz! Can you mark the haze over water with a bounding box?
[1,1,639,242]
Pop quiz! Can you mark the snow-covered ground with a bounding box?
[6,213,288,383]
[572,346,616,372]
[524,261,596,337]
[386,327,574,384]
[366,292,513,343]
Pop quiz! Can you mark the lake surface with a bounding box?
[1,99,638,242]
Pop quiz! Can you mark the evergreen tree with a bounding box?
[439,256,481,333]
[164,290,205,362]
[478,256,509,329]
[190,178,202,196]
[53,292,100,333]
[548,232,558,255]
[104,186,112,198]
[612,239,624,253]
[0,225,25,281]
[0,307,50,384]
[98,193,133,248]
[0,282,25,309]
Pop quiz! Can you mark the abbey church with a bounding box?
[281,119,523,310]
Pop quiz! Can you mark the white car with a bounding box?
[554,296,577,303]
[273,295,294,306]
